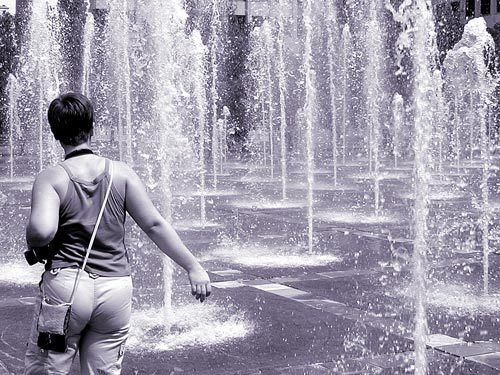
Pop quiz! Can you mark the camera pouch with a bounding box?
[36,297,71,353]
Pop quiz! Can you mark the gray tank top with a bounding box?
[48,158,130,276]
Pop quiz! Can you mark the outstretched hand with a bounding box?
[188,266,211,303]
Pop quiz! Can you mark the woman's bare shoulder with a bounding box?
[35,164,67,184]
[32,164,69,198]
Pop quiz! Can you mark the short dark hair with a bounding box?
[48,93,94,146]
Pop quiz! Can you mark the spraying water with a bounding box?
[7,74,20,181]
[277,0,288,198]
[221,106,230,170]
[81,1,95,97]
[262,22,275,179]
[246,23,272,169]
[387,0,441,372]
[443,18,497,294]
[191,31,208,224]
[340,25,352,165]
[303,0,316,253]
[468,92,476,163]
[364,2,384,216]
[392,93,404,168]
[135,0,199,328]
[325,1,339,187]
[19,0,63,172]
[452,91,462,170]
[432,70,447,174]
[108,0,133,164]
[209,0,221,188]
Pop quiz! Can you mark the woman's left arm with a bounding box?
[26,169,60,247]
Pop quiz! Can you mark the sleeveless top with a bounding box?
[47,159,131,276]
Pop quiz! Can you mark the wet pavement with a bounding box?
[1,164,500,374]
[1,255,500,374]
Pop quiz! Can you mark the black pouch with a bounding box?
[36,297,71,353]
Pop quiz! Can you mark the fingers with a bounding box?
[191,282,211,302]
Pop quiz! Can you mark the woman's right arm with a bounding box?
[120,163,211,302]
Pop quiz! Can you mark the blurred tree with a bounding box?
[435,2,465,63]
[0,11,17,137]
[58,0,86,92]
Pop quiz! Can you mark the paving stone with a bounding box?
[321,359,383,374]
[426,334,463,348]
[211,280,243,289]
[245,279,275,286]
[467,352,500,370]
[211,269,244,276]
[318,269,376,279]
[322,304,358,316]
[272,274,329,283]
[436,341,500,358]
[251,283,292,291]
[271,288,311,299]
[300,299,347,310]
[362,351,416,369]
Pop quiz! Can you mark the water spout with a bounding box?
[326,1,339,187]
[209,0,221,189]
[392,93,404,169]
[277,0,288,198]
[7,74,20,181]
[340,25,352,165]
[303,0,316,253]
[82,1,95,97]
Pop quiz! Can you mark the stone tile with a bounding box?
[318,269,375,279]
[300,299,347,310]
[245,279,276,286]
[211,280,243,289]
[272,274,328,283]
[321,359,383,374]
[363,351,415,369]
[211,269,244,276]
[467,352,500,370]
[426,334,463,348]
[322,304,357,316]
[363,349,440,372]
[251,283,291,291]
[436,341,500,358]
[270,288,311,299]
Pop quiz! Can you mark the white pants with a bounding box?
[24,267,132,375]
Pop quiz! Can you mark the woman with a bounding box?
[24,92,211,374]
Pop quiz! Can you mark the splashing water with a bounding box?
[204,240,340,268]
[277,0,288,199]
[7,74,20,181]
[392,93,404,169]
[386,0,441,373]
[325,1,339,187]
[303,0,316,254]
[127,303,253,352]
[81,0,94,97]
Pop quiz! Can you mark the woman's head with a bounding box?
[48,93,94,146]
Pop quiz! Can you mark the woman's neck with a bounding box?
[62,143,92,157]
